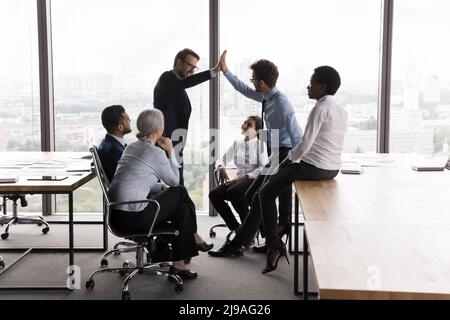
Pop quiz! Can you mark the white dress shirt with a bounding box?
[216,137,269,179]
[288,95,348,170]
[108,133,127,147]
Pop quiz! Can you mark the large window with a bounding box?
[0,0,42,212]
[51,0,210,212]
[390,0,450,155]
[219,0,382,155]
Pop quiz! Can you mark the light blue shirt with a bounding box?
[223,70,302,149]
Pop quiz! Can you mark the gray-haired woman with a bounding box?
[109,109,211,279]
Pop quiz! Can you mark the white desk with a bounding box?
[294,153,450,299]
[0,152,99,290]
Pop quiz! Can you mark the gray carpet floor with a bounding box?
[0,215,317,300]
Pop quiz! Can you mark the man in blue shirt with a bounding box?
[209,51,303,257]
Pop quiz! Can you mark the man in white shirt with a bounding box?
[209,66,347,267]
[209,116,268,233]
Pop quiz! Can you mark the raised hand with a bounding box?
[219,50,228,73]
[156,136,174,155]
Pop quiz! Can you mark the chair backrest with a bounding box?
[89,145,171,241]
[90,145,114,205]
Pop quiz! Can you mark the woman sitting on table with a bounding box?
[108,109,212,280]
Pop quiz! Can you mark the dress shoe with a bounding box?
[196,241,214,252]
[169,265,198,280]
[252,244,267,253]
[208,240,243,257]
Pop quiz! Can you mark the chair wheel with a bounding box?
[85,279,95,289]
[1,233,9,240]
[122,291,131,300]
[209,231,216,238]
[37,223,42,226]
[100,259,108,268]
[42,227,49,234]
[175,283,183,293]
[0,260,5,269]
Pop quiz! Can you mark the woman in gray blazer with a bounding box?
[109,109,207,279]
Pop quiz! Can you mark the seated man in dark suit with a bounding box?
[98,105,132,182]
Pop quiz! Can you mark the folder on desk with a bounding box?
[0,176,19,183]
[411,163,445,171]
[340,164,363,174]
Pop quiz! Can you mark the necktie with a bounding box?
[261,99,271,157]
[244,141,250,165]
[261,99,266,130]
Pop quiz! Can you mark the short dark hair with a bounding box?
[173,48,200,67]
[101,105,125,133]
[250,59,279,88]
[313,66,341,95]
[247,115,263,131]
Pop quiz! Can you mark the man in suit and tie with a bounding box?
[98,105,132,182]
[153,48,224,185]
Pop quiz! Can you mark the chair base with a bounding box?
[87,244,183,299]
[0,215,50,240]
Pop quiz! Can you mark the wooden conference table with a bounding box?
[294,153,450,299]
[0,152,101,290]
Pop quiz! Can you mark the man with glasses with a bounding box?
[209,51,302,256]
[154,48,223,185]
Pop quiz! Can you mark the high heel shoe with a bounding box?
[278,223,291,245]
[261,243,290,274]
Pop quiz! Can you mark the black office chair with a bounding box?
[0,194,50,240]
[85,146,183,300]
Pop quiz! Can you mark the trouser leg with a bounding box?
[226,179,254,224]
[151,186,198,260]
[209,184,240,231]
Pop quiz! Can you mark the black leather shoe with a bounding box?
[196,241,214,252]
[169,265,198,280]
[252,244,267,253]
[208,241,243,257]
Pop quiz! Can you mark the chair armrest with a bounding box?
[109,199,157,207]
[109,199,163,239]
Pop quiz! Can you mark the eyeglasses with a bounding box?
[250,78,258,82]
[183,60,199,71]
